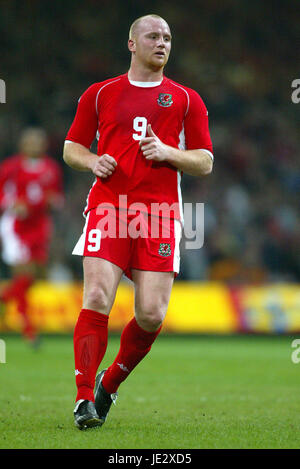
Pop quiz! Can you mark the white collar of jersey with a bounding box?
[22,157,44,172]
[128,79,163,88]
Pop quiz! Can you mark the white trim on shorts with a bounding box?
[72,211,91,256]
[0,212,31,265]
[72,211,182,275]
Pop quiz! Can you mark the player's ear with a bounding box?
[128,39,136,53]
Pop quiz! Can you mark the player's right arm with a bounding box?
[63,83,117,179]
[63,142,116,179]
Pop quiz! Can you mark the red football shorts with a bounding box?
[72,207,182,278]
[0,212,51,265]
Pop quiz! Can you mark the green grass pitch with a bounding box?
[0,334,299,449]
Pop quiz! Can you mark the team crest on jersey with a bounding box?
[157,93,173,107]
[158,243,172,257]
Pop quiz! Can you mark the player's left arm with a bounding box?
[165,146,213,176]
[45,161,64,211]
[140,125,212,176]
[140,89,213,177]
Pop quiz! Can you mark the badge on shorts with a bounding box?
[158,243,172,257]
[157,93,173,107]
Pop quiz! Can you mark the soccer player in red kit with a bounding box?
[63,14,213,429]
[0,127,63,345]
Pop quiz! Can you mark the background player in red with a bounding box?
[0,127,64,345]
[63,14,213,429]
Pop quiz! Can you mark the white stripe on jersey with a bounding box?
[177,171,184,226]
[178,125,186,151]
[177,125,185,226]
[168,80,190,116]
[95,78,121,116]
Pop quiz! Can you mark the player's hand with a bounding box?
[90,154,117,179]
[46,192,64,210]
[140,125,169,162]
[12,201,29,219]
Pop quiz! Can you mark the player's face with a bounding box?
[131,18,171,70]
[19,132,47,158]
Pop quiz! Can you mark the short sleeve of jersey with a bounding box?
[65,83,99,149]
[184,89,213,154]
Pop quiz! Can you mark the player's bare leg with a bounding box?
[133,270,174,331]
[74,256,123,429]
[82,256,123,314]
[96,270,174,425]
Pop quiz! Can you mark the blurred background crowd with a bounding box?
[0,0,299,284]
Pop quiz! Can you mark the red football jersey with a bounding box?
[65,73,213,221]
[0,154,63,239]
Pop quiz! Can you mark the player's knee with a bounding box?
[136,305,166,332]
[84,287,110,314]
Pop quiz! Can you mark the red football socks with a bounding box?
[1,273,34,303]
[73,308,109,402]
[1,273,36,342]
[102,317,162,394]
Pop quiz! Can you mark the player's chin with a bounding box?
[150,55,168,68]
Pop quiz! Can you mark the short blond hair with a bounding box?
[129,14,168,40]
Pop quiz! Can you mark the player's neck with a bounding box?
[21,153,44,166]
[127,64,164,83]
[22,153,41,160]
